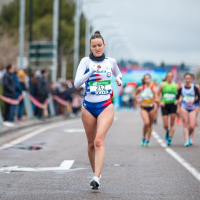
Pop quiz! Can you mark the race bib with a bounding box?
[90,80,112,95]
[164,93,175,101]
[183,95,195,104]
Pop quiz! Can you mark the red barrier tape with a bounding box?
[0,93,68,108]
[52,95,69,106]
[0,95,24,105]
[28,94,49,109]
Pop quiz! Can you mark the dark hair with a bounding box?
[6,64,12,71]
[41,69,47,75]
[190,73,195,79]
[142,74,151,85]
[90,30,104,43]
[184,72,191,78]
[162,71,173,81]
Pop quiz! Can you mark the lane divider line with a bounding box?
[64,129,85,133]
[152,131,200,182]
[0,119,81,151]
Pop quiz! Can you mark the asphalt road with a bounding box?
[0,110,200,200]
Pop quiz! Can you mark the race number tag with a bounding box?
[183,95,195,107]
[90,80,112,95]
[164,93,175,101]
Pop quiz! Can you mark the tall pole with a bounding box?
[19,0,25,70]
[28,0,33,76]
[85,17,90,56]
[29,0,33,42]
[58,0,62,78]
[52,0,59,82]
[73,0,81,79]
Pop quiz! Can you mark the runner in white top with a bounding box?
[74,30,122,189]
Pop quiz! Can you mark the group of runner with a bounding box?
[74,30,200,190]
[134,71,200,147]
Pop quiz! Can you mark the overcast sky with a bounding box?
[83,0,200,66]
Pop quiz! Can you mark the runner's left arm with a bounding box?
[194,86,200,104]
[153,88,159,103]
[176,88,182,104]
[111,58,122,86]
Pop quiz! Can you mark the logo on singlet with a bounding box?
[106,72,111,77]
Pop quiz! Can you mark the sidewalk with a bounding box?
[0,115,77,137]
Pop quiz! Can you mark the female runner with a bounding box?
[134,74,159,147]
[158,71,178,146]
[74,31,122,189]
[176,73,200,146]
[176,79,183,125]
[189,74,200,143]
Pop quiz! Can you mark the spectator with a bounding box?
[2,64,15,121]
[29,70,40,114]
[36,69,49,118]
[9,67,22,122]
[72,90,82,115]
[56,79,67,115]
[49,82,60,115]
[17,70,27,121]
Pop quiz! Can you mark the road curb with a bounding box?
[0,116,78,138]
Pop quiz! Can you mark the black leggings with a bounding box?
[141,105,154,113]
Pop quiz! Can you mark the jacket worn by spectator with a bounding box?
[37,76,49,98]
[3,72,15,98]
[11,73,22,99]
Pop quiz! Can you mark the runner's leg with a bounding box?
[188,110,196,139]
[141,109,150,139]
[94,104,114,178]
[180,107,189,142]
[82,106,97,173]
[169,113,176,137]
[162,115,168,131]
[147,107,156,141]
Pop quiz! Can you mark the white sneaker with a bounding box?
[90,176,100,190]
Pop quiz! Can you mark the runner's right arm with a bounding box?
[158,83,165,107]
[74,58,100,88]
[134,86,142,101]
[176,88,183,104]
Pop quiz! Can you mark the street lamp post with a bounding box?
[85,17,91,56]
[112,42,129,60]
[73,0,81,79]
[83,0,105,56]
[52,0,59,82]
[107,36,127,57]
[85,12,113,56]
[19,0,25,70]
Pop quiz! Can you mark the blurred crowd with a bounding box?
[1,64,83,123]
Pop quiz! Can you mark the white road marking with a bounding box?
[0,119,81,150]
[64,129,85,133]
[0,160,86,173]
[152,131,200,182]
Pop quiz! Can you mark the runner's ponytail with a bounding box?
[90,30,104,44]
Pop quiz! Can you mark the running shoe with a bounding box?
[189,137,194,145]
[140,138,146,146]
[90,176,100,190]
[167,140,172,146]
[165,130,170,141]
[146,141,150,147]
[176,118,181,126]
[184,141,190,147]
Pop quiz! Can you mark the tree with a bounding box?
[0,0,86,79]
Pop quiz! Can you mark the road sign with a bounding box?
[29,42,54,62]
[17,56,29,68]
